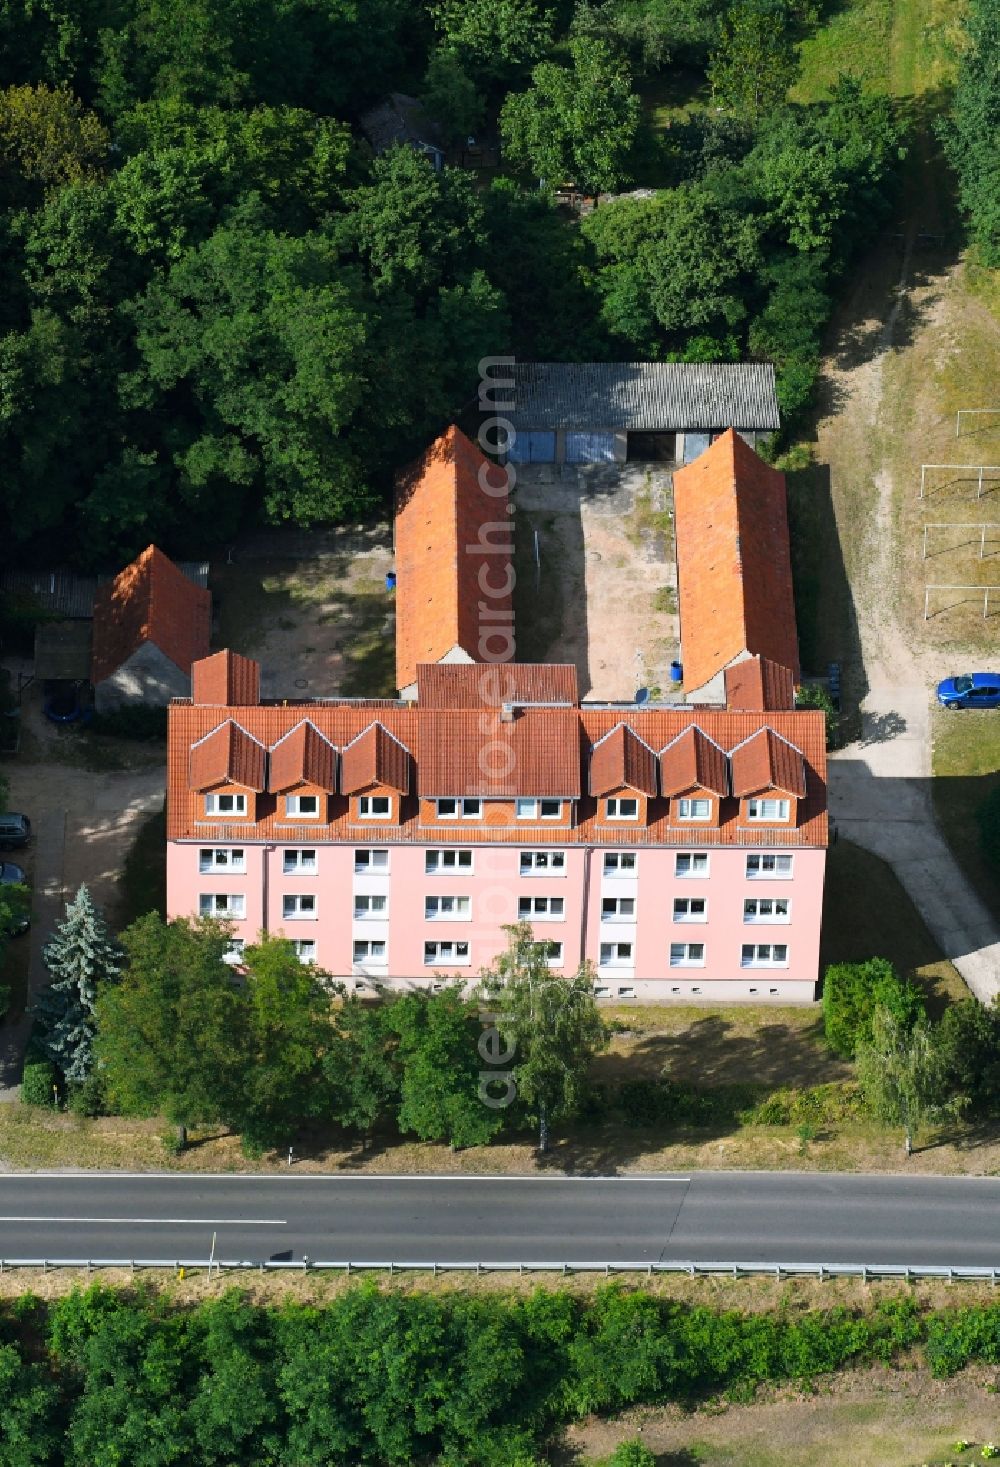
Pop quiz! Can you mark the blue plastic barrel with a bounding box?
[385,571,397,591]
[669,660,683,683]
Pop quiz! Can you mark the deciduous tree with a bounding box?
[855,1005,953,1156]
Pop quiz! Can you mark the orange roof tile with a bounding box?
[167,702,827,848]
[92,545,211,685]
[659,727,729,796]
[731,727,806,798]
[192,650,260,706]
[268,721,337,792]
[673,432,798,694]
[189,721,266,792]
[394,426,512,692]
[415,662,578,708]
[725,656,796,712]
[589,723,658,796]
[418,708,583,799]
[341,723,411,794]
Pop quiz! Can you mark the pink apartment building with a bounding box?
[165,425,829,1000]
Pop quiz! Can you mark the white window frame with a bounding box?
[223,938,245,965]
[675,852,709,878]
[599,941,634,968]
[601,896,636,922]
[677,797,711,821]
[542,941,563,967]
[520,850,567,875]
[285,793,320,819]
[291,939,316,965]
[354,893,388,919]
[603,852,637,875]
[517,895,565,921]
[605,797,639,820]
[204,792,247,816]
[353,939,387,965]
[358,794,392,819]
[746,853,794,879]
[355,848,389,873]
[743,897,791,924]
[425,895,471,920]
[426,849,473,874]
[436,798,482,819]
[669,942,706,967]
[423,939,471,966]
[199,848,245,873]
[282,894,317,921]
[283,848,317,874]
[741,942,789,968]
[199,893,246,919]
[672,897,707,923]
[747,797,790,822]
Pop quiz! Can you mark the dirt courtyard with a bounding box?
[513,463,680,701]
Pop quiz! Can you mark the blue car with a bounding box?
[937,673,1000,709]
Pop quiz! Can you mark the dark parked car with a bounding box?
[936,674,1000,709]
[0,813,30,849]
[0,861,29,935]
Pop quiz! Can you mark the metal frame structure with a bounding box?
[956,409,1000,437]
[921,523,1000,560]
[920,464,1000,499]
[923,584,1000,619]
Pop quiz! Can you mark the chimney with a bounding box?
[499,702,516,723]
[192,649,261,706]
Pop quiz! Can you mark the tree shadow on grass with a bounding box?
[594,1015,849,1090]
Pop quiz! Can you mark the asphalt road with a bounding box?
[1,1171,1000,1267]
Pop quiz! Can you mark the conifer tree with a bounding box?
[34,885,124,1082]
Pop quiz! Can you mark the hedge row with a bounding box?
[0,1285,999,1465]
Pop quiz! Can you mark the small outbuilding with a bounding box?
[91,545,212,712]
[506,361,781,465]
[359,93,445,171]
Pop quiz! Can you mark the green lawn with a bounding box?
[931,709,1000,921]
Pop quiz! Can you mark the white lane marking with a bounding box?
[0,1216,287,1226]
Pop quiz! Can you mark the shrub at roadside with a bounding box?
[822,957,924,1057]
[20,1042,57,1106]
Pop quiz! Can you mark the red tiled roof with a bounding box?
[725,656,796,712]
[167,700,827,847]
[189,721,266,792]
[192,650,260,706]
[731,727,806,798]
[673,432,799,693]
[418,708,583,798]
[268,721,337,793]
[92,545,211,685]
[394,426,512,692]
[341,722,411,794]
[659,727,729,797]
[415,662,578,708]
[589,723,658,796]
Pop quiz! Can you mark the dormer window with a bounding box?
[677,797,712,821]
[606,797,639,820]
[358,795,392,819]
[286,794,320,819]
[516,798,563,820]
[205,792,247,816]
[437,798,482,819]
[747,797,790,822]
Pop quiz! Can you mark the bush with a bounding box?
[604,1443,656,1467]
[20,1045,57,1106]
[89,705,168,741]
[795,681,839,748]
[67,1070,107,1117]
[822,958,924,1057]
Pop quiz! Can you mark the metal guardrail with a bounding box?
[1,1258,999,1282]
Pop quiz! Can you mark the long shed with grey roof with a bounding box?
[507,361,780,466]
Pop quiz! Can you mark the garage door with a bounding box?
[566,431,616,463]
[509,431,556,464]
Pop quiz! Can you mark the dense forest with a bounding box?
[0,0,982,569]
